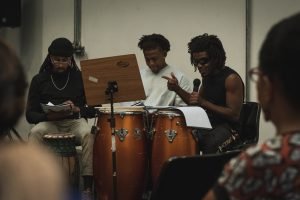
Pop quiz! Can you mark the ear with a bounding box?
[261,76,273,101]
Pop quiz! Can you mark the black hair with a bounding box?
[259,12,300,109]
[138,33,170,52]
[48,37,74,57]
[39,37,79,73]
[188,33,226,69]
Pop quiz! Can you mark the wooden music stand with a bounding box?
[80,54,146,106]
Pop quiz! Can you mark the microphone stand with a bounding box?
[105,81,118,200]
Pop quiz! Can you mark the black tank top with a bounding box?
[202,66,244,130]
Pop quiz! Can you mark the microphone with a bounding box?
[193,78,201,92]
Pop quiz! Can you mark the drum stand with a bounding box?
[105,81,118,200]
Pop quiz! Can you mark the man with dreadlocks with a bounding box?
[163,33,244,154]
[136,33,192,106]
[26,37,96,200]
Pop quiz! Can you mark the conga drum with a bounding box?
[150,109,198,188]
[43,132,80,189]
[93,106,148,200]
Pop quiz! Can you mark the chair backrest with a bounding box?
[150,150,242,200]
[239,101,261,145]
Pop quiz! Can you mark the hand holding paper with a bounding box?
[41,102,72,113]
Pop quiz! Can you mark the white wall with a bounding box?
[250,0,300,143]
[2,0,300,143]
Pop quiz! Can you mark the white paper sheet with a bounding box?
[40,102,72,113]
[176,107,212,129]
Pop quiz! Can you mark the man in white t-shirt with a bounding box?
[137,33,192,106]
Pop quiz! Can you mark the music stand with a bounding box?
[80,54,146,106]
[80,54,146,200]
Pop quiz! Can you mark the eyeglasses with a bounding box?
[51,56,71,64]
[248,67,264,82]
[192,57,210,67]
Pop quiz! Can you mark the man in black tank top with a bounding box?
[163,33,244,154]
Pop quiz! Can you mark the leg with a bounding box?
[196,124,233,154]
[28,122,59,143]
[66,118,94,194]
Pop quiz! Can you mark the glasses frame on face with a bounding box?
[248,67,264,82]
[50,56,71,65]
[192,57,210,72]
[193,57,210,67]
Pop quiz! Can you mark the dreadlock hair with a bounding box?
[138,33,170,52]
[39,54,79,73]
[259,12,300,110]
[188,33,226,70]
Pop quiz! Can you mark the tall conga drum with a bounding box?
[43,132,80,189]
[150,108,198,188]
[93,106,148,200]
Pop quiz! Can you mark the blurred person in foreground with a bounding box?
[0,38,67,200]
[203,12,300,199]
[0,143,67,200]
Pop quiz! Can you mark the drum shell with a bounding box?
[43,132,80,188]
[150,110,198,188]
[93,109,148,200]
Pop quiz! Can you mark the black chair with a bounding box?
[235,101,261,149]
[150,150,241,200]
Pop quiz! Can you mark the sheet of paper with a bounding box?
[144,106,212,129]
[176,107,212,129]
[40,102,72,113]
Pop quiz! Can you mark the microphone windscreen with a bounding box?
[193,78,201,92]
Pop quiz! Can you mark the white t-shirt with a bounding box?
[140,65,192,106]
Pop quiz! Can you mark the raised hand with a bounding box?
[162,72,180,92]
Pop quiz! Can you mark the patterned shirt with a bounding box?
[214,131,300,200]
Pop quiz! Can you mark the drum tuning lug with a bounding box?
[115,128,128,142]
[148,129,155,140]
[119,112,125,119]
[176,121,181,126]
[167,115,174,120]
[134,128,142,140]
[164,129,177,143]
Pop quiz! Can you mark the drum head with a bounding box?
[97,106,145,114]
[43,132,76,156]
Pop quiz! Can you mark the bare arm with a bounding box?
[202,190,217,200]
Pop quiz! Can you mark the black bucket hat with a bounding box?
[48,37,73,57]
